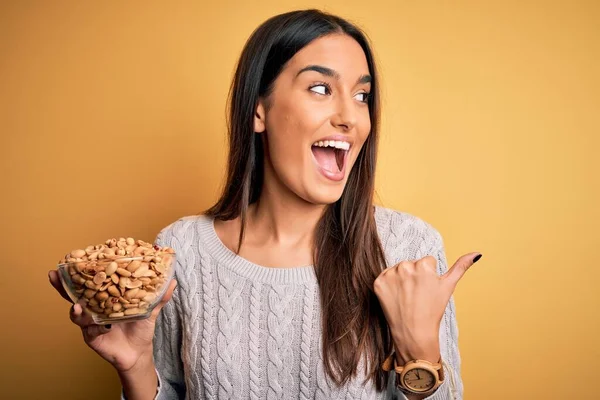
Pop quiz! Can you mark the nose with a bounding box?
[331,95,357,131]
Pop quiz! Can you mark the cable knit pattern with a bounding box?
[298,285,315,400]
[148,228,185,398]
[164,218,201,398]
[199,252,216,400]
[248,283,262,400]
[121,205,464,400]
[266,284,296,399]
[216,266,245,398]
[315,328,333,400]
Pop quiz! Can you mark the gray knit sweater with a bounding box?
[122,206,463,399]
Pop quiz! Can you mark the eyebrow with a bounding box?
[295,65,372,85]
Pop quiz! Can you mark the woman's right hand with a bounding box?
[48,269,177,373]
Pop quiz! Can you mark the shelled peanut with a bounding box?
[59,237,175,318]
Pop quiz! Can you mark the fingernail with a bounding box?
[105,324,112,330]
[473,254,482,263]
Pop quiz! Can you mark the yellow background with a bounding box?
[1,1,598,399]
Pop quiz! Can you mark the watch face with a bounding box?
[403,367,435,392]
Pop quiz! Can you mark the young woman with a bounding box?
[49,9,481,400]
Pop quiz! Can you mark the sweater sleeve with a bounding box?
[121,230,186,400]
[386,225,464,400]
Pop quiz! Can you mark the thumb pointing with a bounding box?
[443,252,482,290]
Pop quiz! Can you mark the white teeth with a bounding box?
[312,140,350,151]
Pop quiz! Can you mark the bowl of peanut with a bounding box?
[56,237,176,325]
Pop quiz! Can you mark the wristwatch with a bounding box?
[382,351,445,396]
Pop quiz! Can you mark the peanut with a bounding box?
[95,291,109,301]
[108,286,121,297]
[124,288,140,300]
[71,249,86,259]
[125,280,142,289]
[126,260,142,273]
[93,272,107,285]
[105,262,118,276]
[118,276,130,288]
[85,280,100,290]
[142,293,156,303]
[109,312,124,318]
[116,268,132,277]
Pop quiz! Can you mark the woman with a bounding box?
[49,9,480,400]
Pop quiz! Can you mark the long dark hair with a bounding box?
[204,9,391,390]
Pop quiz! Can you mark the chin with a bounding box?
[302,184,346,206]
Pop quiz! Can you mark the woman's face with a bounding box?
[255,33,372,206]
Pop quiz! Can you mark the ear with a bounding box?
[254,98,266,133]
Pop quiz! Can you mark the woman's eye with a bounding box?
[309,84,330,95]
[355,92,371,103]
[309,84,370,103]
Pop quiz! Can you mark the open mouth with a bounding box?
[311,140,350,174]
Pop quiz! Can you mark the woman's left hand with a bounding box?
[373,252,482,364]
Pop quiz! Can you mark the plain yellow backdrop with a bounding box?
[1,1,598,399]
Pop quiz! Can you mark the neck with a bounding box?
[247,185,326,249]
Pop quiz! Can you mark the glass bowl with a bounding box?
[57,252,176,325]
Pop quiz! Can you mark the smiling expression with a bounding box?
[254,33,373,205]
